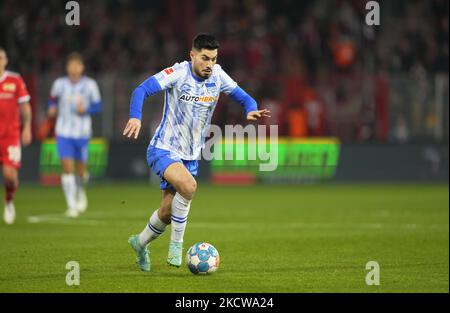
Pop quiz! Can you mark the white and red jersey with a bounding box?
[0,71,30,140]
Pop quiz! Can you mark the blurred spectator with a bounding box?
[288,103,308,137]
[0,0,447,143]
[303,87,326,136]
[392,116,410,144]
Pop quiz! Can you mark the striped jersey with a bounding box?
[49,76,101,139]
[150,61,237,160]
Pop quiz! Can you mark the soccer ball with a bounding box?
[186,242,220,274]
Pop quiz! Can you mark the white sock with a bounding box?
[170,193,191,243]
[75,173,89,189]
[61,174,77,210]
[75,175,87,200]
[138,209,168,247]
[75,175,85,192]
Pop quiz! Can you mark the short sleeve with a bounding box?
[218,65,238,95]
[152,62,185,90]
[16,76,30,104]
[89,79,101,103]
[50,79,61,98]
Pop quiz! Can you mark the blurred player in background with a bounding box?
[47,52,102,218]
[0,47,32,225]
[123,33,270,271]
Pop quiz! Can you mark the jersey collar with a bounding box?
[188,62,206,83]
[67,75,85,85]
[0,71,8,83]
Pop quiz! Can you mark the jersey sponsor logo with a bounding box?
[179,94,216,103]
[164,67,175,75]
[0,93,14,99]
[2,83,16,92]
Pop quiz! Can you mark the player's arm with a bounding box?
[123,63,183,139]
[124,64,180,139]
[219,66,270,121]
[37,81,58,140]
[76,80,102,115]
[229,87,270,121]
[84,100,102,115]
[16,76,32,145]
[47,97,57,118]
[47,80,59,118]
[123,76,162,139]
[20,102,32,146]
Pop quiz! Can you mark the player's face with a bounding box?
[0,51,8,72]
[66,59,84,80]
[190,48,217,79]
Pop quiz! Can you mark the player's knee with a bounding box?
[61,160,74,174]
[179,179,197,200]
[4,175,17,188]
[62,167,73,174]
[3,170,18,187]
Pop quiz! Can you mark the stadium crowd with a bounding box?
[1,0,448,142]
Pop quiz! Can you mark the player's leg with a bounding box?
[74,161,88,213]
[163,162,198,266]
[61,158,78,217]
[1,140,21,224]
[74,138,89,213]
[128,146,196,270]
[138,189,174,245]
[57,136,78,217]
[163,162,197,200]
[128,189,174,272]
[2,165,18,225]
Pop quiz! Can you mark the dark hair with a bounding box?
[0,46,6,54]
[67,51,84,64]
[192,33,220,51]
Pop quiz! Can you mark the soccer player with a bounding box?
[0,47,32,224]
[123,33,270,271]
[47,52,102,218]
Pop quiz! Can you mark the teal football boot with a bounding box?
[167,240,183,267]
[128,235,150,272]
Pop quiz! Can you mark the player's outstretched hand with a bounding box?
[123,118,141,139]
[246,109,271,121]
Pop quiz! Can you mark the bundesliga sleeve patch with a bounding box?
[163,67,175,76]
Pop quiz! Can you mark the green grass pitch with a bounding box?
[0,183,448,292]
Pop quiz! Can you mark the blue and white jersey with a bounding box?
[150,61,238,160]
[49,76,101,139]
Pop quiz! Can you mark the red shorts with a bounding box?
[0,138,21,169]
